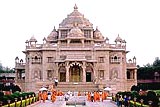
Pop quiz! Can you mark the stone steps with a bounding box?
[56,82,98,92]
[35,82,99,93]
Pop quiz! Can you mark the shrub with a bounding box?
[147,91,159,106]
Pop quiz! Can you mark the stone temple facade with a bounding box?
[15,5,137,93]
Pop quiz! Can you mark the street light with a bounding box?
[7,100,11,107]
[15,98,18,107]
[20,97,23,107]
[133,97,137,107]
[25,96,27,106]
[140,99,144,107]
[29,95,31,105]
[128,96,131,107]
[148,100,153,107]
[32,94,35,102]
[0,101,2,107]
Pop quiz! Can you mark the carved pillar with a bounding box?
[67,39,70,47]
[82,62,86,82]
[66,66,69,82]
[65,62,70,82]
[134,69,137,80]
[81,40,84,47]
[15,69,18,81]
[55,63,59,78]
[82,66,86,82]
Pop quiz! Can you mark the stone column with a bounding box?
[66,66,70,82]
[15,69,18,82]
[82,66,86,82]
[134,69,137,80]
[55,63,59,78]
[81,40,84,47]
[67,40,70,47]
[82,62,86,82]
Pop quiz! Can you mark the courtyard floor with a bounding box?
[27,96,117,107]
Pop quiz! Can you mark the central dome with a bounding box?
[59,4,93,28]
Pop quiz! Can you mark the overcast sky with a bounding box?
[0,0,160,68]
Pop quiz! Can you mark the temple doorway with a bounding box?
[69,64,82,82]
[59,65,66,82]
[86,72,91,82]
[85,65,93,82]
[60,72,66,82]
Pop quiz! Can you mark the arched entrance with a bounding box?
[86,66,93,82]
[59,66,66,82]
[69,63,82,82]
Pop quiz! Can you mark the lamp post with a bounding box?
[25,96,27,106]
[140,99,144,107]
[148,100,153,107]
[29,95,31,105]
[133,97,137,107]
[0,101,2,107]
[7,100,11,107]
[128,96,131,107]
[20,97,23,107]
[32,94,35,103]
[14,98,17,107]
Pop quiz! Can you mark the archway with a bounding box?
[59,66,66,82]
[69,63,82,82]
[86,66,93,82]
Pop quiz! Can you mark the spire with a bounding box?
[95,26,99,31]
[52,26,56,32]
[74,4,78,10]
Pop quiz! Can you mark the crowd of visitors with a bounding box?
[38,89,64,103]
[38,88,109,104]
[86,91,108,102]
[115,94,130,107]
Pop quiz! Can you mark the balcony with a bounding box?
[15,63,25,69]
[127,63,137,69]
[138,79,160,83]
[0,79,15,83]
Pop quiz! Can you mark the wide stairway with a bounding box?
[36,82,99,93]
[56,82,98,93]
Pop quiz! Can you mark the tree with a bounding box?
[153,57,160,67]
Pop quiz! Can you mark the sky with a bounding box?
[0,0,160,68]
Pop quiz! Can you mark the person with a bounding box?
[41,91,48,103]
[54,78,58,87]
[38,91,42,101]
[124,95,129,107]
[87,92,91,101]
[91,92,94,102]
[51,90,56,102]
[119,95,123,107]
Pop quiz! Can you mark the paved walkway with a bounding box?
[27,96,117,107]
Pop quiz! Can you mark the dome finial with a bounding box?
[74,4,78,10]
[53,26,56,31]
[96,26,98,30]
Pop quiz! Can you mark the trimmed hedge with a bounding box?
[0,91,37,106]
[115,91,159,107]
[2,97,37,107]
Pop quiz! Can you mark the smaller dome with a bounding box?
[68,26,84,38]
[122,39,126,43]
[47,27,58,41]
[25,40,29,43]
[94,27,104,39]
[115,34,122,43]
[29,36,37,42]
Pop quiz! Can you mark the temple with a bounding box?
[15,4,137,93]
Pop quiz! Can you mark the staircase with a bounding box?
[56,82,98,93]
[35,82,99,93]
